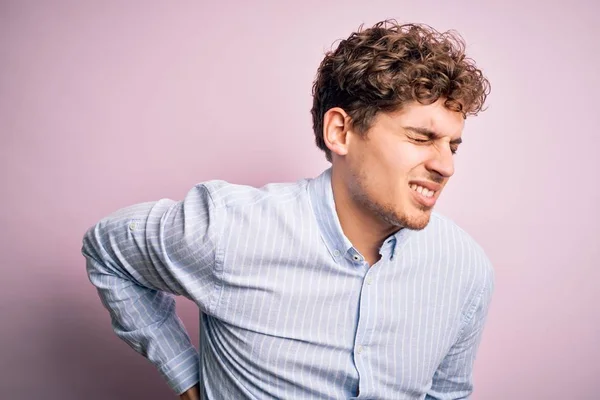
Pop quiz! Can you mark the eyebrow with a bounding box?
[403,126,463,145]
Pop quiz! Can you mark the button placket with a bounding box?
[353,272,371,396]
[352,262,378,394]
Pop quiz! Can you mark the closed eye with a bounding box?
[413,137,459,155]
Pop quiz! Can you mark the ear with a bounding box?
[323,107,352,158]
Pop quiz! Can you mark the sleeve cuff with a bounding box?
[158,346,200,395]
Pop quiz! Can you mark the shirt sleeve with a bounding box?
[80,183,222,395]
[425,258,495,400]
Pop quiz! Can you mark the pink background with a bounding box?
[1,1,598,399]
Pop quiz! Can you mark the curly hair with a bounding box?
[311,20,491,162]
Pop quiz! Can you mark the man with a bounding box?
[82,20,494,400]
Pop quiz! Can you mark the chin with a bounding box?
[398,208,433,231]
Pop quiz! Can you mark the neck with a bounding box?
[330,166,399,265]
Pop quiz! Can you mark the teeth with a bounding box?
[410,184,435,198]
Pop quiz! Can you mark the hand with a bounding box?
[179,383,200,400]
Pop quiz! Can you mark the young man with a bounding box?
[82,20,494,400]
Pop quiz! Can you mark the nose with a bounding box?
[425,145,455,179]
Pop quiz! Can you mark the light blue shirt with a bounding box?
[81,167,494,399]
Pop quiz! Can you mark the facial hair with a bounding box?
[349,168,433,231]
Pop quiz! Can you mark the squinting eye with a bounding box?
[413,138,429,143]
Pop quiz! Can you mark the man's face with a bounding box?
[344,99,464,231]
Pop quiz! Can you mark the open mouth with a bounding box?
[409,184,435,198]
[409,183,437,207]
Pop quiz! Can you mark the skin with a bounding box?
[179,98,464,399]
[323,98,464,266]
[180,385,200,400]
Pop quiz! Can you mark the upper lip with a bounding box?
[409,180,442,192]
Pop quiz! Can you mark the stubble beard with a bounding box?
[350,173,433,232]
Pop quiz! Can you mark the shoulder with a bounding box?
[427,211,493,268]
[425,211,495,304]
[190,177,310,211]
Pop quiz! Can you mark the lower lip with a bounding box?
[411,188,437,208]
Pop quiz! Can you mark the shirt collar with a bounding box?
[308,167,408,263]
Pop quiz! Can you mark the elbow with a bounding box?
[81,223,108,281]
[81,223,99,260]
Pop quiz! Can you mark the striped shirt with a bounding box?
[81,167,494,399]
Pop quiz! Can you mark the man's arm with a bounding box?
[179,384,200,400]
[81,184,221,396]
[426,260,495,400]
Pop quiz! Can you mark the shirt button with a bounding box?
[366,277,373,285]
[352,254,362,262]
[128,222,137,231]
[356,345,364,354]
[333,249,341,258]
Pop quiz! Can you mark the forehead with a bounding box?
[383,100,465,138]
